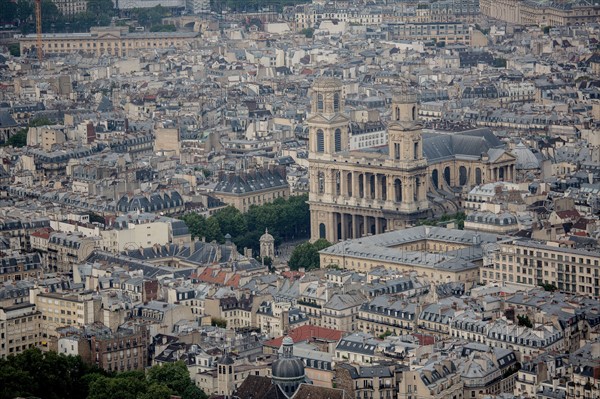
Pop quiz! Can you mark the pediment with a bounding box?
[490,151,517,164]
[307,113,349,124]
[96,33,120,40]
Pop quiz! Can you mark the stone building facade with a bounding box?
[308,78,430,243]
[307,78,515,243]
[18,27,198,58]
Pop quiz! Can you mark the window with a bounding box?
[335,129,342,152]
[316,130,324,152]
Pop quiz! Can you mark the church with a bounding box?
[307,78,516,243]
[233,337,346,399]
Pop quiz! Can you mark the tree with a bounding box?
[9,43,20,57]
[300,27,314,38]
[29,116,53,127]
[130,5,169,27]
[16,0,32,23]
[87,0,115,16]
[4,129,27,147]
[0,0,17,23]
[150,24,176,32]
[261,256,273,268]
[182,384,208,399]
[211,317,227,328]
[0,348,106,399]
[517,315,533,328]
[87,374,148,399]
[213,206,247,239]
[288,238,331,271]
[140,384,173,399]
[539,283,557,292]
[147,362,194,396]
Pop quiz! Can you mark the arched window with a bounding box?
[432,169,439,189]
[394,143,400,160]
[413,141,419,160]
[395,106,400,121]
[475,168,482,185]
[459,166,468,186]
[316,129,324,152]
[412,105,416,121]
[333,93,340,112]
[334,128,342,152]
[381,176,387,200]
[317,93,324,112]
[444,167,451,186]
[394,179,403,202]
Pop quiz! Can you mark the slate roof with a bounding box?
[0,111,17,128]
[214,169,288,195]
[422,128,504,162]
[235,375,281,399]
[293,384,345,399]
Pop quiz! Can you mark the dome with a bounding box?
[260,228,274,243]
[512,142,540,170]
[272,337,305,380]
[272,357,305,379]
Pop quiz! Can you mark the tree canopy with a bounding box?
[288,238,331,271]
[181,194,310,256]
[0,349,207,399]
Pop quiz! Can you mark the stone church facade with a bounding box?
[307,77,516,243]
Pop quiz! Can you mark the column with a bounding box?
[375,174,382,200]
[353,214,359,238]
[363,216,369,236]
[328,212,336,242]
[363,173,368,199]
[353,172,360,199]
[375,218,381,235]
[341,214,348,240]
[340,171,347,198]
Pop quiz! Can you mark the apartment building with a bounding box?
[33,290,100,342]
[0,303,43,358]
[480,0,600,26]
[386,22,473,45]
[398,359,463,399]
[334,363,399,399]
[321,293,364,332]
[45,232,99,274]
[89,325,149,372]
[357,295,417,337]
[0,252,43,283]
[486,240,600,297]
[53,0,87,15]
